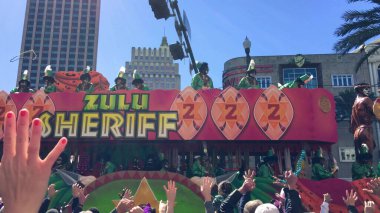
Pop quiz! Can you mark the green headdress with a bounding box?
[132,69,143,85]
[264,147,278,162]
[357,144,372,161]
[43,65,55,82]
[247,59,256,74]
[80,66,91,81]
[196,61,209,74]
[19,70,30,86]
[115,66,127,83]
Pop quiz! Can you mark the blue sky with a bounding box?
[0,0,374,91]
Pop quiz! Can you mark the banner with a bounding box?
[0,85,337,142]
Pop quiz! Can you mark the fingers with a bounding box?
[44,137,67,168]
[2,111,16,160]
[28,119,42,162]
[15,109,30,160]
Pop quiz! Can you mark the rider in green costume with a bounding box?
[110,66,128,91]
[76,66,94,93]
[191,62,213,90]
[42,65,57,93]
[237,59,260,89]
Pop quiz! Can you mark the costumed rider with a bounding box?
[10,70,35,93]
[352,144,375,180]
[110,66,128,91]
[76,66,94,93]
[237,58,260,89]
[192,155,206,177]
[351,83,377,157]
[278,73,313,90]
[257,148,277,179]
[311,147,337,180]
[41,65,57,93]
[132,69,149,90]
[191,61,214,90]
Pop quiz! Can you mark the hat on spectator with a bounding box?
[255,203,280,213]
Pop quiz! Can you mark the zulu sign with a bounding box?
[0,85,337,142]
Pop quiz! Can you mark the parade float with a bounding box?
[0,70,377,212]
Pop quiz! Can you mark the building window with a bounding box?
[256,76,272,88]
[283,68,318,89]
[339,147,356,162]
[332,74,353,87]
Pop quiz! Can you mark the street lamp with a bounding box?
[243,36,251,69]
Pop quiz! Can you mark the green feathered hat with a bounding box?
[263,147,278,162]
[43,65,55,82]
[132,69,143,85]
[19,70,30,86]
[247,59,256,74]
[357,144,372,161]
[115,66,127,84]
[80,66,91,81]
[196,61,209,73]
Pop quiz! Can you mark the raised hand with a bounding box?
[164,180,177,213]
[342,189,358,207]
[159,200,168,213]
[72,183,82,198]
[243,169,255,180]
[0,109,67,213]
[47,184,58,199]
[129,206,144,213]
[285,170,298,190]
[200,177,213,202]
[364,200,375,213]
[363,178,380,197]
[323,193,332,203]
[116,198,135,213]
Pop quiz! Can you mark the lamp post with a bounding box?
[243,36,251,70]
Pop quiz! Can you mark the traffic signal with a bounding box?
[169,42,185,60]
[149,0,171,20]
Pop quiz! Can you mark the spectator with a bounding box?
[320,193,332,213]
[342,189,358,213]
[254,203,279,213]
[212,181,233,211]
[243,199,263,213]
[283,170,302,213]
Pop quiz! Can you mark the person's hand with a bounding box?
[243,169,255,180]
[0,109,67,213]
[116,198,135,213]
[363,178,380,197]
[323,193,332,203]
[164,180,177,213]
[342,189,358,207]
[129,206,144,213]
[285,170,298,190]
[78,189,89,205]
[238,178,255,194]
[273,176,287,188]
[72,183,82,198]
[364,200,375,213]
[47,184,58,199]
[121,187,133,200]
[159,200,168,213]
[200,177,213,202]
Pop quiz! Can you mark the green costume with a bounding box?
[311,163,334,180]
[279,74,313,90]
[311,148,334,181]
[110,66,128,91]
[237,59,260,89]
[352,161,375,180]
[103,161,116,175]
[191,62,213,90]
[257,163,274,179]
[256,148,277,179]
[11,70,35,93]
[192,158,206,177]
[42,65,57,93]
[132,69,150,91]
[352,144,375,180]
[76,66,94,93]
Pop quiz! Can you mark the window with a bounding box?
[256,76,272,88]
[332,74,354,87]
[339,147,356,162]
[283,68,318,89]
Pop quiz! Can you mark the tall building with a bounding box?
[17,0,101,89]
[125,37,181,90]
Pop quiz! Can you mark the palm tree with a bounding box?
[334,0,380,72]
